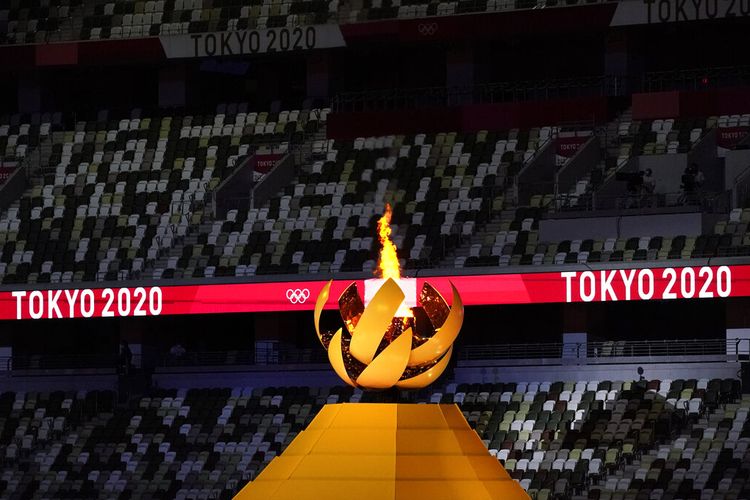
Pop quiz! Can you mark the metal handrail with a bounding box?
[2,338,744,375]
[161,347,329,367]
[643,65,750,93]
[2,353,141,372]
[458,338,749,361]
[333,76,625,112]
[552,190,731,214]
[732,164,750,208]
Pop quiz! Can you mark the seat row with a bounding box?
[1,0,614,45]
[0,377,746,500]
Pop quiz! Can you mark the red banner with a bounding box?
[0,264,744,321]
[556,136,589,158]
[254,153,284,174]
[717,126,750,150]
[0,164,18,183]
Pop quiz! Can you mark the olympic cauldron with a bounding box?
[313,277,462,390]
[314,204,463,390]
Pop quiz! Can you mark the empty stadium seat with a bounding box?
[0,377,746,499]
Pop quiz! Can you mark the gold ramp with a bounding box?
[234,403,530,500]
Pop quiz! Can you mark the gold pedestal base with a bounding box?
[234,403,530,500]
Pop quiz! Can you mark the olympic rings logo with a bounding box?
[417,22,438,36]
[286,288,311,304]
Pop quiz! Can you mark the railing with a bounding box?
[205,135,312,220]
[332,0,620,25]
[2,354,131,372]
[587,338,744,358]
[513,135,557,206]
[457,338,749,363]
[457,343,565,361]
[332,76,625,112]
[0,349,326,372]
[2,338,744,375]
[555,134,599,197]
[553,190,731,214]
[734,164,750,208]
[161,347,329,368]
[643,65,750,93]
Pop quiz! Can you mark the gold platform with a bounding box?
[234,403,530,500]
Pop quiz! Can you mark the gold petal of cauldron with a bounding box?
[338,281,365,333]
[407,282,463,368]
[396,346,453,389]
[313,280,333,347]
[355,327,413,389]
[327,327,356,387]
[349,278,404,366]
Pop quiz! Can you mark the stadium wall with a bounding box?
[0,360,740,392]
[633,86,750,120]
[456,362,741,385]
[327,96,610,139]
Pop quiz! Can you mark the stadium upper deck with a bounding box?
[1,0,749,47]
[0,0,631,45]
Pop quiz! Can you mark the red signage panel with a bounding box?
[0,264,745,321]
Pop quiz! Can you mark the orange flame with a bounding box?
[376,204,401,281]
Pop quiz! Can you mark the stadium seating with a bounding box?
[1,105,748,284]
[0,106,326,284]
[500,111,750,267]
[148,125,550,277]
[0,378,746,499]
[0,0,615,45]
[425,111,749,267]
[145,116,750,277]
[5,105,750,282]
[478,215,750,268]
[636,117,705,156]
[555,111,708,212]
[560,112,747,213]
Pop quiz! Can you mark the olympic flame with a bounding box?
[376,203,401,281]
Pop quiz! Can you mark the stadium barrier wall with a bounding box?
[326,96,610,140]
[252,153,294,209]
[556,135,600,196]
[637,153,689,194]
[633,86,750,120]
[152,359,742,389]
[538,211,708,241]
[0,165,26,213]
[688,128,722,193]
[726,149,750,193]
[634,129,719,197]
[590,156,637,209]
[517,137,556,205]
[213,154,254,218]
[0,373,118,393]
[153,366,341,390]
[0,360,737,393]
[455,361,741,385]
